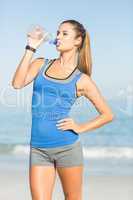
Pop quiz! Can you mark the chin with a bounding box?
[56,47,66,53]
[56,46,71,53]
[56,48,62,52]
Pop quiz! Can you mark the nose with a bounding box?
[56,35,61,40]
[56,32,62,40]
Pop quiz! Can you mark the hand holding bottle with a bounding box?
[27,25,56,49]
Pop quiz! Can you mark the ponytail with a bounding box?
[78,31,92,76]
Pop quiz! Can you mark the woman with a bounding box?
[12,19,114,200]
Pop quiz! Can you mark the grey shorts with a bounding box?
[29,139,84,167]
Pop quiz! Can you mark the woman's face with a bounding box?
[55,23,82,52]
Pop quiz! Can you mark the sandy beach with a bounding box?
[0,155,133,200]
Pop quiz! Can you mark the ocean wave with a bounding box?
[12,145,30,155]
[0,144,133,159]
[0,144,30,155]
[83,147,133,159]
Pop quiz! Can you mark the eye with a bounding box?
[56,31,67,36]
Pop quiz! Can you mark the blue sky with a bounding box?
[1,0,133,98]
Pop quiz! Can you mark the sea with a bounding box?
[0,96,133,176]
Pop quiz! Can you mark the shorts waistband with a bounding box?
[31,138,81,150]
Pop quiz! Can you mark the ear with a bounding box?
[74,36,82,47]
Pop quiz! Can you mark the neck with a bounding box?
[59,49,79,70]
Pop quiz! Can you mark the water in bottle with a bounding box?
[27,24,57,45]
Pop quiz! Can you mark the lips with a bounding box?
[56,40,61,46]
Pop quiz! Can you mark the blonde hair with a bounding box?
[61,19,92,76]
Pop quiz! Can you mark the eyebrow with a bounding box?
[57,30,68,33]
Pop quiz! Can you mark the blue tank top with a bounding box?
[30,58,83,148]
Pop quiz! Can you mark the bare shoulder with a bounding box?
[31,57,45,70]
[77,73,96,87]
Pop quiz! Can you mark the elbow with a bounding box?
[11,81,23,89]
[106,112,115,122]
[12,85,22,89]
[101,112,115,123]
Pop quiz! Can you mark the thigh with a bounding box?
[29,165,56,200]
[55,139,84,168]
[29,147,56,199]
[57,166,84,199]
[56,140,84,199]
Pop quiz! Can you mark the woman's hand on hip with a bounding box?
[56,117,83,134]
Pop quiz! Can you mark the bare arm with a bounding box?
[12,27,46,89]
[78,74,114,133]
[11,49,45,89]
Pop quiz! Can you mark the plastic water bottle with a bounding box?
[27,24,57,45]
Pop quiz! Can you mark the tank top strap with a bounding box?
[39,58,52,74]
[73,70,83,83]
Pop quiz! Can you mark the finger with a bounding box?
[41,35,46,42]
[57,123,72,129]
[56,121,71,126]
[57,125,70,130]
[57,118,71,123]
